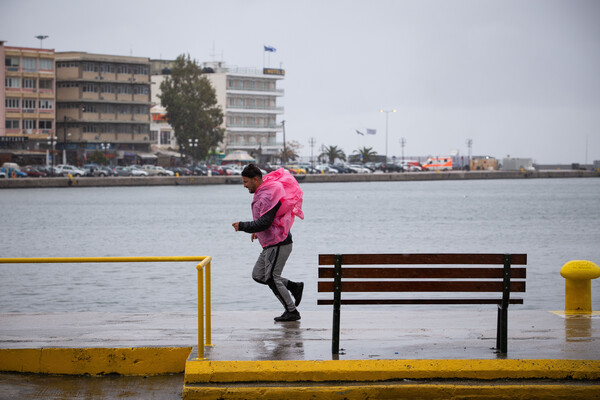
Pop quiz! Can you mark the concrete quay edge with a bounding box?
[1,169,598,189]
[184,359,600,383]
[182,381,600,400]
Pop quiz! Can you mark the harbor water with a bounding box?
[1,178,599,313]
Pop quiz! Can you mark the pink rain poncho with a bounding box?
[251,168,304,248]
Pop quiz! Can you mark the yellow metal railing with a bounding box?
[0,256,212,360]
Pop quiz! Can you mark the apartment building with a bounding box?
[150,60,284,164]
[205,61,284,163]
[55,52,152,165]
[1,41,56,162]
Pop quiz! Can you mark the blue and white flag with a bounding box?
[366,128,377,135]
[264,45,276,52]
[356,130,365,136]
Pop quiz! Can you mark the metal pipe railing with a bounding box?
[0,256,212,360]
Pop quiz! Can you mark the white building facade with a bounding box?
[150,60,284,164]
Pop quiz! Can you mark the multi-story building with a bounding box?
[55,52,152,165]
[204,61,284,163]
[1,41,56,164]
[150,59,284,164]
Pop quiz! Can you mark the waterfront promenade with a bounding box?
[1,169,599,189]
[1,309,599,398]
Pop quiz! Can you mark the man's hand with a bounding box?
[251,233,257,242]
[232,222,239,231]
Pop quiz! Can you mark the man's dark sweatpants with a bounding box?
[252,243,295,312]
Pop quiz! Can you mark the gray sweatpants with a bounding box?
[252,243,295,312]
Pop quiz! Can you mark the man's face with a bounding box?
[243,176,259,193]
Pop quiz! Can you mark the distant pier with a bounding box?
[0,169,598,189]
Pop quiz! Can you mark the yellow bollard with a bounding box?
[560,260,600,313]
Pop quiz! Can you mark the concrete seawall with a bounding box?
[1,169,598,189]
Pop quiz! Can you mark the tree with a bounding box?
[280,140,302,163]
[159,55,224,162]
[88,151,108,165]
[354,146,378,163]
[320,145,346,164]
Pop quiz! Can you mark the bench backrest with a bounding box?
[318,253,527,305]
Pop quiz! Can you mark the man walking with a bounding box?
[232,164,304,322]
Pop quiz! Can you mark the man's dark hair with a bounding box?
[242,164,262,179]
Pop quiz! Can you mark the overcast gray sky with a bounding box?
[2,0,599,164]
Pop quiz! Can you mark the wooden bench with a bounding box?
[318,253,527,354]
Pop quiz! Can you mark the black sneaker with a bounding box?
[291,282,304,307]
[274,309,301,322]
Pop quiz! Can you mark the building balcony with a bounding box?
[226,106,284,114]
[227,87,284,96]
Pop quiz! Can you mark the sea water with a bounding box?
[1,178,599,312]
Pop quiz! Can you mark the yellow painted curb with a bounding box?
[0,347,192,375]
[185,359,600,383]
[183,383,600,400]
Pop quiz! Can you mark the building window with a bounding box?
[82,83,98,93]
[100,104,115,113]
[117,85,132,94]
[22,58,37,71]
[5,98,19,109]
[83,63,98,72]
[5,57,19,67]
[22,78,37,89]
[133,85,149,95]
[100,64,115,73]
[83,125,98,133]
[39,100,54,109]
[23,119,35,130]
[22,99,36,109]
[117,65,130,74]
[101,84,115,93]
[5,77,20,88]
[117,105,131,114]
[39,120,53,130]
[160,131,171,145]
[39,79,53,90]
[39,58,53,70]
[83,104,97,112]
[5,120,19,129]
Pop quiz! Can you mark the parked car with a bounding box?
[193,165,209,176]
[83,163,110,177]
[140,164,173,176]
[55,164,86,177]
[22,166,47,177]
[115,166,148,176]
[99,166,117,176]
[0,167,27,178]
[348,164,373,174]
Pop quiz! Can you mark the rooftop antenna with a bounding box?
[35,35,48,49]
[210,41,217,61]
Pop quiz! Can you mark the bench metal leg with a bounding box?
[332,254,342,354]
[496,305,508,353]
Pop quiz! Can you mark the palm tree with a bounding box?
[320,145,346,164]
[354,146,378,163]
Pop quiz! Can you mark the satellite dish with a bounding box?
[450,149,459,156]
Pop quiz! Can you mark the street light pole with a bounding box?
[35,35,48,49]
[379,109,396,162]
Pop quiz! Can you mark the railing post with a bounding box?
[197,263,205,360]
[332,254,342,354]
[205,260,212,346]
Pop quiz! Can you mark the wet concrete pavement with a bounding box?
[1,310,599,360]
[1,309,599,399]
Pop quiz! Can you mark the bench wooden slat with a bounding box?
[318,280,526,293]
[318,253,527,265]
[317,298,524,305]
[318,267,527,279]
